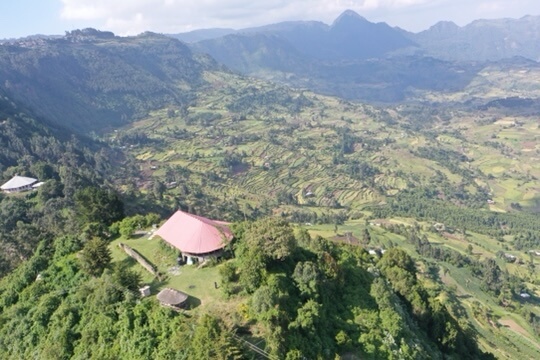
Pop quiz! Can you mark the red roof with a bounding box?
[155,210,233,254]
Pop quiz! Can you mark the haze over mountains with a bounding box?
[413,15,540,61]
[173,10,540,62]
[167,10,540,102]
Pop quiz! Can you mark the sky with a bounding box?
[1,0,540,39]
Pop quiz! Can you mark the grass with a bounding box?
[109,233,226,311]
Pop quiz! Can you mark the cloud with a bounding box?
[59,0,439,34]
[59,0,538,34]
[477,1,506,13]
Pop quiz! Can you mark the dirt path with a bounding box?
[499,318,531,338]
[498,318,540,352]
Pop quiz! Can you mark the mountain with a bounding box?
[192,42,480,102]
[0,28,217,133]
[0,89,127,276]
[412,15,540,61]
[189,11,479,102]
[193,32,308,74]
[175,11,540,102]
[192,10,416,62]
[168,28,236,43]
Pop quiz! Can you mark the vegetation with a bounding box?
[220,219,494,359]
[0,28,539,359]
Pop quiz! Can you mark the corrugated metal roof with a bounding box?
[155,210,233,254]
[1,176,38,190]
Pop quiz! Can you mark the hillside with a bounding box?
[109,69,540,357]
[0,90,132,277]
[117,70,539,215]
[0,26,539,359]
[411,15,540,61]
[179,11,540,102]
[0,29,216,133]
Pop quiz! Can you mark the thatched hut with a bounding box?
[156,288,189,308]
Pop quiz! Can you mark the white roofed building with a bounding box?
[1,176,38,193]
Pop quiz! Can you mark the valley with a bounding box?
[0,12,539,359]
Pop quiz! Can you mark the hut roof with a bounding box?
[155,210,233,254]
[156,288,188,306]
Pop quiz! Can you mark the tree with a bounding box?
[294,228,311,247]
[292,261,319,297]
[152,180,166,200]
[118,215,143,238]
[362,228,371,246]
[238,250,267,293]
[244,217,297,261]
[188,315,241,360]
[377,248,422,313]
[378,248,416,275]
[30,162,57,180]
[250,285,280,322]
[79,237,111,277]
[74,187,124,226]
[111,262,141,292]
[289,299,321,332]
[37,179,63,204]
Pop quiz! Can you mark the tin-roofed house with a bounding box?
[154,210,233,265]
[1,176,38,193]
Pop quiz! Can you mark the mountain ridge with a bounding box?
[0,30,216,133]
[172,10,540,62]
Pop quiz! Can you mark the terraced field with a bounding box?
[115,71,539,217]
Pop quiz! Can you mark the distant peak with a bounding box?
[332,9,368,26]
[428,21,460,33]
[340,9,363,18]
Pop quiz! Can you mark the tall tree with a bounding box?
[74,187,124,226]
[79,237,111,277]
[243,217,297,261]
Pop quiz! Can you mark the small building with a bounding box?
[1,176,38,193]
[139,285,151,297]
[154,210,233,265]
[368,248,386,256]
[433,223,446,232]
[503,253,517,262]
[156,288,189,308]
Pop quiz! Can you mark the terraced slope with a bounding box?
[116,71,539,217]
